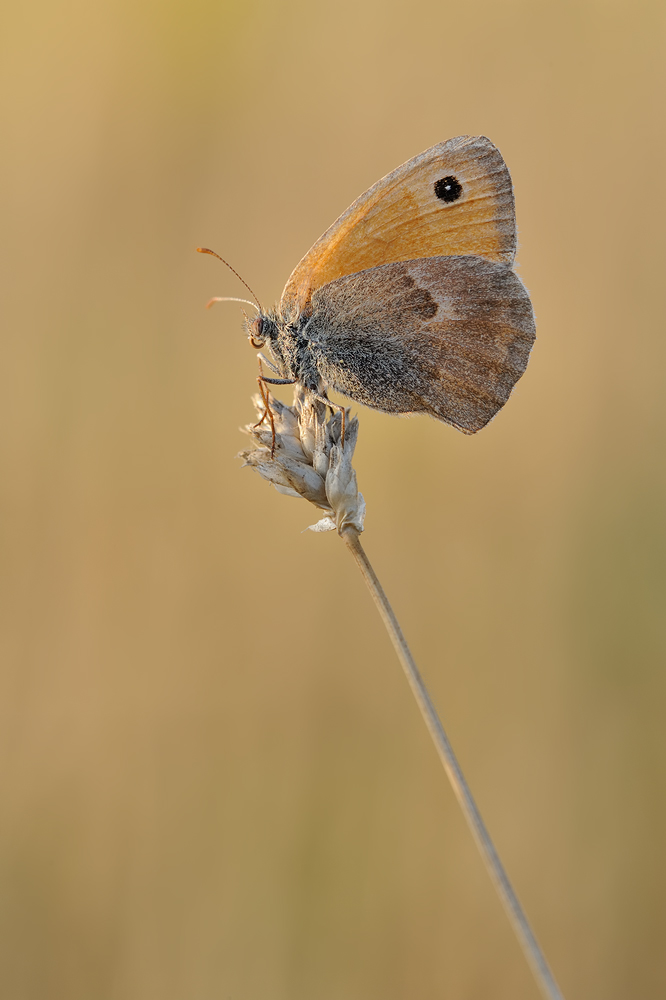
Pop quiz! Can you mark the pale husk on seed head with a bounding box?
[238,387,365,534]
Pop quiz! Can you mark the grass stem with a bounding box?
[341,526,564,1000]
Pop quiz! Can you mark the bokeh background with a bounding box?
[1,1,665,997]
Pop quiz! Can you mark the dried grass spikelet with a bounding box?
[238,387,366,534]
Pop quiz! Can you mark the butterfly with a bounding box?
[203,135,535,440]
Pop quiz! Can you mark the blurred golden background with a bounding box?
[1,0,665,997]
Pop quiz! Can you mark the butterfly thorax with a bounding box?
[247,308,323,395]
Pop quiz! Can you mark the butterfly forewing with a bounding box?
[280,136,517,319]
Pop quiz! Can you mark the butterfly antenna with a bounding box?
[196,247,263,312]
[206,296,260,312]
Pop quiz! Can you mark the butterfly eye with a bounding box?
[434,175,462,203]
[250,315,267,348]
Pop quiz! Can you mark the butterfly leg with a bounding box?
[309,392,347,446]
[256,352,281,376]
[254,374,271,426]
[254,359,298,458]
[253,359,276,452]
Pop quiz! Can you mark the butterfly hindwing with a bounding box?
[303,256,535,433]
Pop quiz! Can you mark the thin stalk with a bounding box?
[341,526,564,1000]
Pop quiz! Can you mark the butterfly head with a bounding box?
[246,312,280,350]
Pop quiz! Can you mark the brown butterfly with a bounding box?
[204,135,535,438]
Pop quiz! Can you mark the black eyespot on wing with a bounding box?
[434,175,462,203]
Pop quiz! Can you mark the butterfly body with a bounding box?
[248,135,535,434]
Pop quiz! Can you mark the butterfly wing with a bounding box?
[304,256,535,433]
[280,136,517,320]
